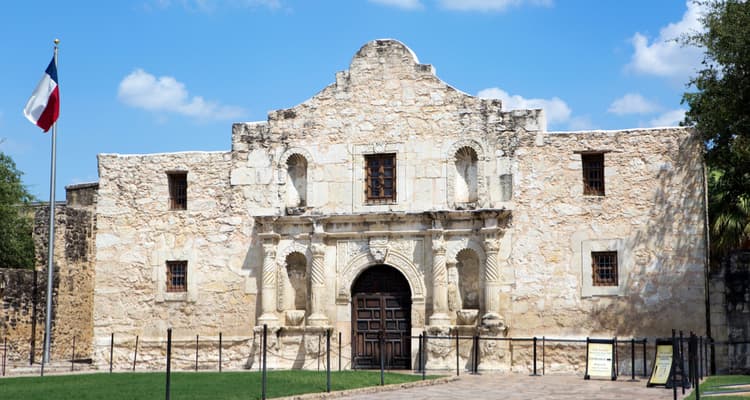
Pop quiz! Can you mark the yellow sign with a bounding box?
[586,342,614,378]
[648,344,673,386]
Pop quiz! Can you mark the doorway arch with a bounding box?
[351,264,411,369]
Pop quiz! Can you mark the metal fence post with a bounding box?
[672,329,677,400]
[642,338,648,377]
[542,336,545,376]
[532,336,537,376]
[326,329,331,393]
[2,337,6,377]
[455,331,460,377]
[262,324,268,400]
[71,336,76,372]
[679,330,686,394]
[379,331,385,386]
[630,338,635,381]
[166,328,172,400]
[219,332,222,372]
[698,336,703,379]
[109,332,114,373]
[338,331,342,372]
[421,334,426,380]
[474,335,479,374]
[133,335,139,371]
[195,334,199,371]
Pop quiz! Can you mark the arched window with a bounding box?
[454,147,478,204]
[286,154,308,208]
[285,252,308,311]
[456,248,480,309]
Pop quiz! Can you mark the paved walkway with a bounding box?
[338,374,688,400]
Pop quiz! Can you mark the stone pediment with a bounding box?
[258,39,516,144]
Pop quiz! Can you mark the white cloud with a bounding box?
[439,0,552,12]
[477,87,570,126]
[369,0,423,10]
[608,93,661,115]
[627,1,705,79]
[648,109,686,127]
[118,69,245,120]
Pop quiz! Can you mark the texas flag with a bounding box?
[23,57,60,132]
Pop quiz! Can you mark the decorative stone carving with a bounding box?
[369,237,388,263]
[456,309,479,325]
[285,310,305,326]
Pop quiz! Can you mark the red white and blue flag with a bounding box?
[23,57,59,132]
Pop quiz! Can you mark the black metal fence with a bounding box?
[0,327,736,400]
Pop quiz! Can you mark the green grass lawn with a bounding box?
[685,375,750,400]
[0,370,436,400]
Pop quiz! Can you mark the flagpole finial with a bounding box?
[54,38,60,45]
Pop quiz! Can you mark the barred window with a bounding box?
[168,172,187,210]
[582,153,605,196]
[592,251,618,286]
[365,154,396,204]
[166,261,187,292]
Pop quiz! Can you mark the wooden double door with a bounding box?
[351,265,411,369]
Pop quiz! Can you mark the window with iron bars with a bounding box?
[365,153,396,204]
[166,260,187,292]
[591,251,618,286]
[582,153,605,196]
[168,172,187,210]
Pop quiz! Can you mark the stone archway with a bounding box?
[350,264,411,369]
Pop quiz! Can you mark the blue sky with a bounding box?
[0,0,705,200]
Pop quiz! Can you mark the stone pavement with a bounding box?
[337,373,688,400]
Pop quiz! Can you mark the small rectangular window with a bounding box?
[166,260,187,292]
[592,251,618,286]
[582,153,604,196]
[168,172,187,210]
[365,154,396,204]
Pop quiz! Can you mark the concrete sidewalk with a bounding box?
[338,373,688,400]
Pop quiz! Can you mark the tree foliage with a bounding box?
[0,151,35,269]
[683,0,750,258]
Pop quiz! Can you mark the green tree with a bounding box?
[0,151,35,268]
[682,0,750,259]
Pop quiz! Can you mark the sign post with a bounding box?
[647,339,674,387]
[584,337,617,381]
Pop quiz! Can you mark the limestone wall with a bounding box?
[94,152,257,370]
[230,39,542,215]
[1,183,97,366]
[509,128,707,338]
[88,39,710,372]
[0,268,42,363]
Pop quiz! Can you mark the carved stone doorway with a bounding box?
[351,264,411,369]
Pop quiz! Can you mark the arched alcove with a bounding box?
[456,248,480,309]
[454,146,478,204]
[286,154,308,208]
[285,252,308,311]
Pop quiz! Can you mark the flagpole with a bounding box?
[42,38,60,366]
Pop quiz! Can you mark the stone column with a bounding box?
[307,238,329,326]
[430,234,451,326]
[258,240,279,326]
[482,235,502,324]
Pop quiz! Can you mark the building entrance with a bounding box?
[351,264,411,369]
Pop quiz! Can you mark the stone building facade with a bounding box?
[90,39,708,372]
